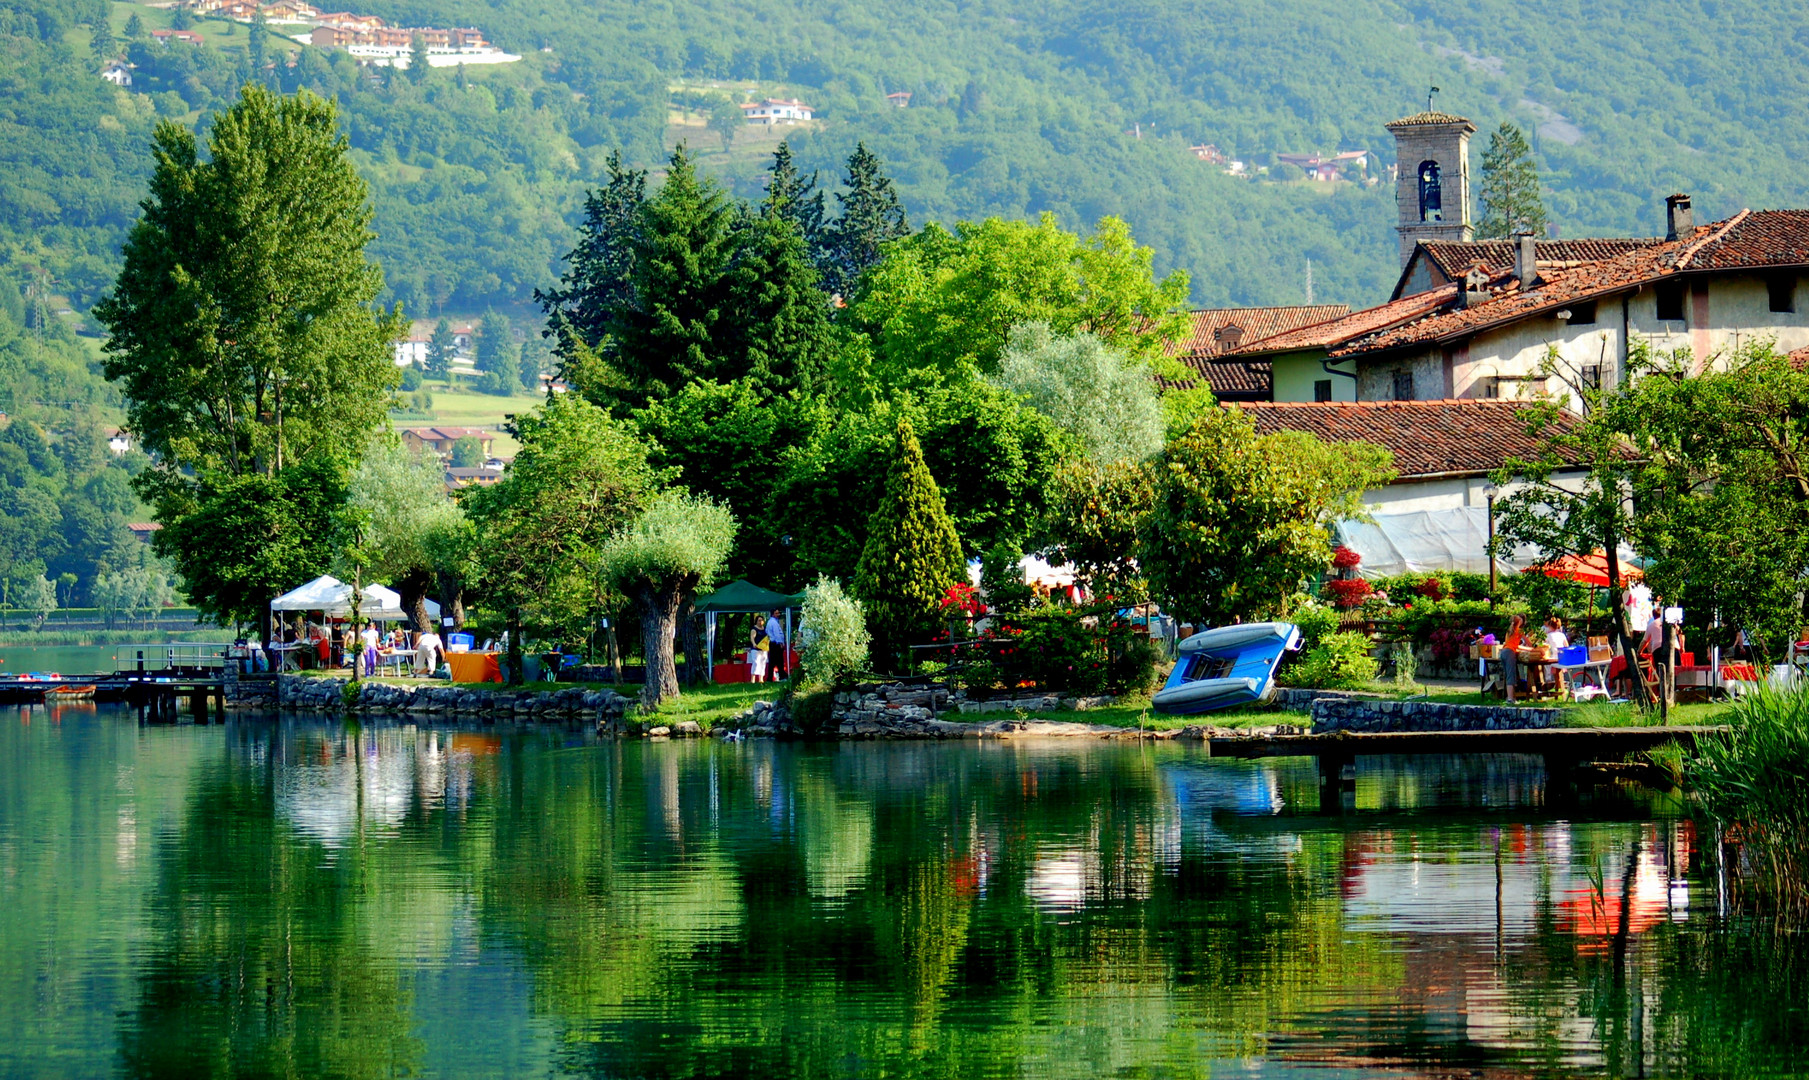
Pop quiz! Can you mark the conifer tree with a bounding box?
[822,143,909,298]
[425,317,454,379]
[765,142,825,261]
[606,145,739,407]
[475,309,517,393]
[729,191,836,398]
[853,418,966,670]
[536,150,646,358]
[1478,122,1549,240]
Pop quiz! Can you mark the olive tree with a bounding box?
[600,492,736,709]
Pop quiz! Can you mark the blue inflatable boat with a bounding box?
[1151,622,1302,715]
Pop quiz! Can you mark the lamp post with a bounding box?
[1483,483,1499,595]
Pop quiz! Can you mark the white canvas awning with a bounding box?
[271,575,441,621]
[1335,508,1544,578]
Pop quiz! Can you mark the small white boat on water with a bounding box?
[1151,622,1302,715]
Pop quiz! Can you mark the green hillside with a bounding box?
[3,0,1807,322]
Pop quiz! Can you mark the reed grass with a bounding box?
[1689,687,1809,911]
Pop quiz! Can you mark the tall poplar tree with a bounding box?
[853,418,966,670]
[1478,121,1549,239]
[96,85,403,634]
[822,143,909,298]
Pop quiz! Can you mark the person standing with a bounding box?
[764,608,788,680]
[360,620,380,677]
[415,626,443,677]
[747,622,770,683]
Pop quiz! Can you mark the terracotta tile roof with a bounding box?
[402,426,496,442]
[1332,210,1809,359]
[1166,305,1350,357]
[1385,111,1475,129]
[1229,287,1457,356]
[1232,399,1587,478]
[1414,238,1662,283]
[1197,361,1272,399]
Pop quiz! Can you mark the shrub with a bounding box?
[1283,631,1378,689]
[786,685,836,734]
[1324,578,1373,608]
[1290,598,1341,648]
[956,604,1158,696]
[796,576,872,689]
[1331,545,1362,571]
[399,365,423,391]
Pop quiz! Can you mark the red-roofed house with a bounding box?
[401,427,496,457]
[1163,305,1350,401]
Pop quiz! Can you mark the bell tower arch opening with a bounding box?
[1386,109,1474,266]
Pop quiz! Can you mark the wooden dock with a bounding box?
[1203,725,1720,759]
[0,643,251,722]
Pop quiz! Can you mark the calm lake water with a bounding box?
[1,704,1802,1079]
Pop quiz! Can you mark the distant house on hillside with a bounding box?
[1190,144,1227,164]
[261,1,320,21]
[102,64,133,86]
[1275,150,1369,182]
[150,29,204,45]
[402,427,495,457]
[885,91,912,108]
[740,98,814,125]
[104,427,132,455]
[394,336,429,367]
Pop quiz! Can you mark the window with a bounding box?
[1417,160,1443,222]
[1478,376,1501,399]
[1770,274,1797,314]
[1655,280,1685,321]
[1581,364,1602,391]
[1392,369,1414,401]
[1565,301,1597,326]
[1314,379,1333,402]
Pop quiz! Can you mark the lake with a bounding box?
[0,704,1802,1078]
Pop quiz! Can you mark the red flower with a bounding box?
[1325,578,1374,609]
[1331,546,1363,570]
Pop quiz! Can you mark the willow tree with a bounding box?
[95,84,403,636]
[601,492,737,708]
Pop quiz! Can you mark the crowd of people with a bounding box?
[1489,582,1688,703]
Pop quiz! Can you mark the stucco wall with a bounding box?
[1356,271,1809,404]
[1272,351,1357,402]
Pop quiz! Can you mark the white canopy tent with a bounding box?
[270,575,441,622]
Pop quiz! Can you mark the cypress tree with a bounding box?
[822,143,909,299]
[853,418,966,670]
[1478,122,1549,240]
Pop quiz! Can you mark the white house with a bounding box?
[394,336,429,367]
[102,64,133,87]
[739,98,814,125]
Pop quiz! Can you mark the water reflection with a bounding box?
[0,708,1806,1077]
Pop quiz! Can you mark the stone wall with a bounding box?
[828,682,1118,729]
[276,675,631,724]
[1310,696,1562,733]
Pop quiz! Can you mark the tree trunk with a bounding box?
[679,597,705,685]
[395,567,435,633]
[1603,534,1653,709]
[435,569,465,631]
[636,579,683,709]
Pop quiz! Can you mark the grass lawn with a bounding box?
[404,384,542,457]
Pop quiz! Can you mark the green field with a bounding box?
[399,383,545,457]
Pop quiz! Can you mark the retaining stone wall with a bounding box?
[276,674,631,725]
[828,682,1117,729]
[1310,696,1562,733]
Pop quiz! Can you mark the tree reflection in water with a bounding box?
[23,715,1801,1078]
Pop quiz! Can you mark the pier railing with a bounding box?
[112,643,232,674]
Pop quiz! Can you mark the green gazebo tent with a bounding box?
[695,579,804,680]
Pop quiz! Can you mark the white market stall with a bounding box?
[271,575,441,622]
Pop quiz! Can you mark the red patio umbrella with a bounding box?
[1523,550,1644,588]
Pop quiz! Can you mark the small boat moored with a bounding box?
[1151,622,1302,715]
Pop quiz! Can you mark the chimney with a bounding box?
[1516,233,1538,290]
[1666,193,1694,241]
[1459,265,1490,309]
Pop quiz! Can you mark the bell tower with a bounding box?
[1386,109,1475,267]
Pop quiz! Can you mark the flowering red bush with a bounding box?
[1414,577,1446,602]
[939,581,986,617]
[1324,578,1374,609]
[1331,546,1363,571]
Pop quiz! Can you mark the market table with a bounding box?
[376,648,416,678]
[446,651,503,684]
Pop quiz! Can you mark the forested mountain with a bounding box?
[5,0,1809,319]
